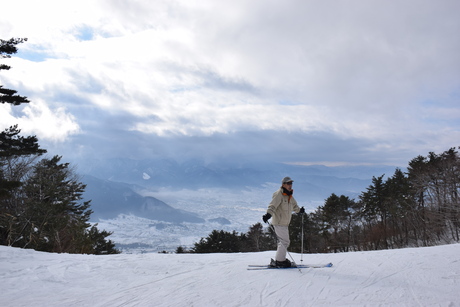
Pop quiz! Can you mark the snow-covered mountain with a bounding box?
[83,175,204,223]
[1,244,459,306]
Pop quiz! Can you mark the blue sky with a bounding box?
[1,0,459,167]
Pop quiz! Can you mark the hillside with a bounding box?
[1,244,459,306]
[83,175,204,223]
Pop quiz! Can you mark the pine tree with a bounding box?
[192,230,242,253]
[18,156,90,252]
[246,222,264,251]
[87,225,119,255]
[1,37,45,200]
[0,125,47,246]
[176,246,186,253]
[359,175,389,249]
[11,156,119,254]
[0,38,29,105]
[320,194,354,252]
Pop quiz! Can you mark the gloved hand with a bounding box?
[262,213,272,224]
[299,207,305,214]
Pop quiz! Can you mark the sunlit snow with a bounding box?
[1,244,459,306]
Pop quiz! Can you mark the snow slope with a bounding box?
[1,244,459,306]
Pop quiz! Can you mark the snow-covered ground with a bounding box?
[2,244,459,306]
[95,214,254,253]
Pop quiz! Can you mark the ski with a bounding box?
[247,266,300,270]
[247,263,332,270]
[248,264,307,268]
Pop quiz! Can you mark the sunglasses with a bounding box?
[284,182,293,185]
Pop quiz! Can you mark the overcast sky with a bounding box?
[1,0,459,167]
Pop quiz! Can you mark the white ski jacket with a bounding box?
[266,187,300,226]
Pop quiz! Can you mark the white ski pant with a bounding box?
[273,225,290,261]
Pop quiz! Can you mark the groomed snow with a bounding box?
[1,244,459,306]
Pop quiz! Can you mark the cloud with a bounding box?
[0,99,80,142]
[1,0,459,166]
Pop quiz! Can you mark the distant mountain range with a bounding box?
[79,158,398,223]
[82,175,204,223]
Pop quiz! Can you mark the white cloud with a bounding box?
[1,99,80,142]
[1,0,459,165]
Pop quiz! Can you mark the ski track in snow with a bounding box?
[1,244,460,306]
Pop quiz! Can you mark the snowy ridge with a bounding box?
[2,244,459,306]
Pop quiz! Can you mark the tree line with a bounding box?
[182,147,460,254]
[0,38,119,254]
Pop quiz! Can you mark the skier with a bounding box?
[262,176,304,268]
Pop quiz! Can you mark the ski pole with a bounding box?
[301,212,304,265]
